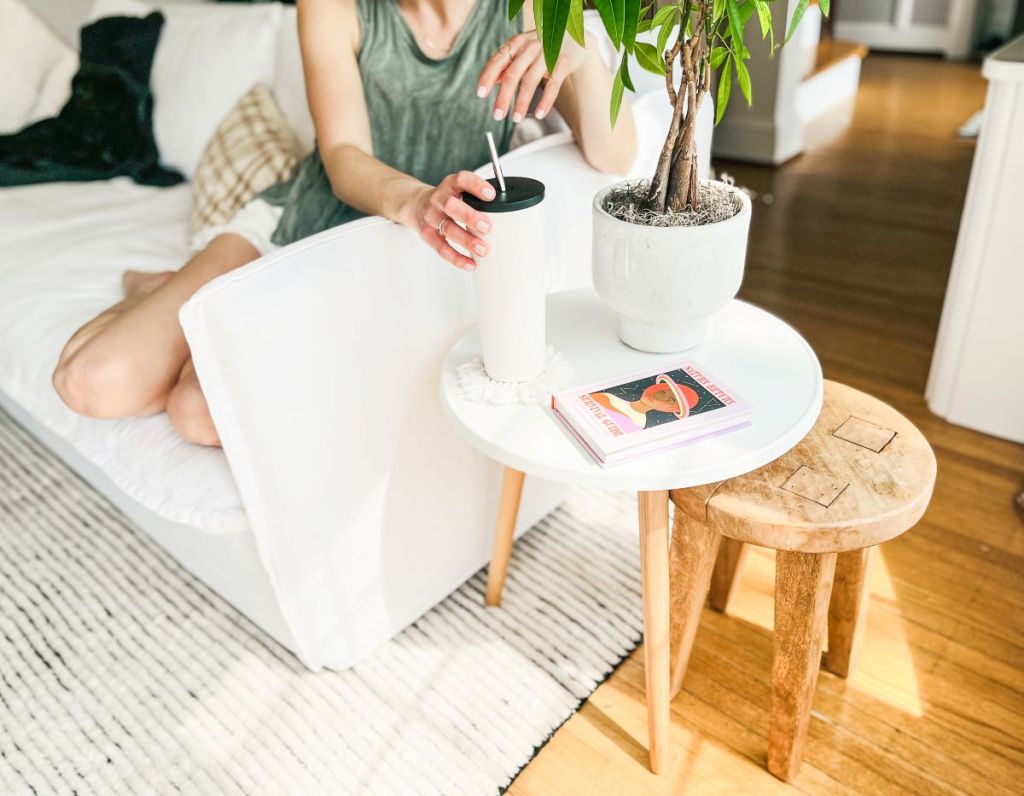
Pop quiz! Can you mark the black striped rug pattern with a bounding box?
[0,409,643,794]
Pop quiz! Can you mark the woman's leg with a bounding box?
[166,359,220,447]
[53,233,259,419]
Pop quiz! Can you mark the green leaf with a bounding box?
[715,56,732,125]
[735,56,752,105]
[541,0,572,73]
[622,0,641,52]
[819,0,831,16]
[610,68,625,126]
[508,0,526,21]
[534,0,544,45]
[656,9,678,55]
[567,0,586,47]
[754,0,774,50]
[650,3,677,30]
[709,45,729,69]
[725,0,746,53]
[784,0,810,44]
[659,14,675,55]
[619,52,635,92]
[593,0,625,48]
[633,41,665,75]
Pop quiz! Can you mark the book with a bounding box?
[551,361,751,467]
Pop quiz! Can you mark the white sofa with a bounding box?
[0,2,712,670]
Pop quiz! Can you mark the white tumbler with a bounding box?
[464,176,547,382]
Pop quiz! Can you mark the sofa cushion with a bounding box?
[0,0,75,133]
[89,0,282,178]
[190,83,300,246]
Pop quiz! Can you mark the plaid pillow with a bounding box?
[189,83,299,243]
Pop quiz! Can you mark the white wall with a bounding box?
[28,0,207,43]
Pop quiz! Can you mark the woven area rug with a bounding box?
[0,409,644,795]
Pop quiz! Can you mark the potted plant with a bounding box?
[513,0,828,352]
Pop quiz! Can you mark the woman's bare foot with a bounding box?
[122,269,174,298]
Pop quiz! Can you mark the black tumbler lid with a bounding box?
[462,176,545,213]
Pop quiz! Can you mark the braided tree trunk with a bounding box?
[647,11,711,215]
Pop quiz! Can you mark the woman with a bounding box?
[52,0,637,446]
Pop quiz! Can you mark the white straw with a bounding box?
[485,131,507,193]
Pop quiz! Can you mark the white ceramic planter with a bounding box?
[592,180,752,353]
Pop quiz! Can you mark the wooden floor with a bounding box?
[512,55,1024,795]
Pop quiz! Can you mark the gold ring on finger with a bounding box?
[437,218,449,238]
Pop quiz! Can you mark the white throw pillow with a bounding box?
[89,0,282,179]
[0,0,75,133]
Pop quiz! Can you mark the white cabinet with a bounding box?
[926,36,1024,444]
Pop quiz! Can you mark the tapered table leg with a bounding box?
[638,490,671,774]
[485,467,525,607]
[668,514,720,699]
[769,550,837,782]
[823,547,874,677]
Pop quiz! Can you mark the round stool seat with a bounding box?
[691,381,936,553]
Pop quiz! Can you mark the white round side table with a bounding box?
[441,289,823,774]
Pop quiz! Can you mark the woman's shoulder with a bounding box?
[297,0,362,51]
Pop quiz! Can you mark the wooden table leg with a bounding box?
[769,550,837,782]
[823,547,874,678]
[708,536,746,613]
[485,467,525,607]
[638,490,671,774]
[668,514,720,700]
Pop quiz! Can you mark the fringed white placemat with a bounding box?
[0,408,642,795]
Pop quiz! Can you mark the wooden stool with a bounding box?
[668,381,936,781]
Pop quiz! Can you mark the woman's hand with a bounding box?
[409,171,496,271]
[477,30,590,123]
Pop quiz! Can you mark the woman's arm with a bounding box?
[476,8,638,175]
[297,0,493,271]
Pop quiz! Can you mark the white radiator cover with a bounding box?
[926,36,1024,444]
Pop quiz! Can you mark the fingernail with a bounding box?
[484,187,496,200]
[477,86,487,98]
[465,263,476,272]
[536,108,547,120]
[493,108,505,121]
[474,244,487,256]
[512,112,523,123]
[477,221,490,234]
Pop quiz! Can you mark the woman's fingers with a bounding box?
[453,170,496,205]
[477,34,526,98]
[492,40,542,121]
[535,64,568,121]
[513,59,548,123]
[436,191,490,236]
[421,226,477,271]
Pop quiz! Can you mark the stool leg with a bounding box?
[485,467,525,607]
[668,513,720,699]
[708,537,746,613]
[769,551,837,782]
[823,547,874,678]
[639,490,671,774]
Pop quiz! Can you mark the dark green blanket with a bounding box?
[0,12,182,188]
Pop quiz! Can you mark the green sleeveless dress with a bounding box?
[262,0,521,247]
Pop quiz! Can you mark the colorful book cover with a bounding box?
[551,362,750,465]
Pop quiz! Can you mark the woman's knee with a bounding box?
[52,347,137,418]
[167,378,220,447]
